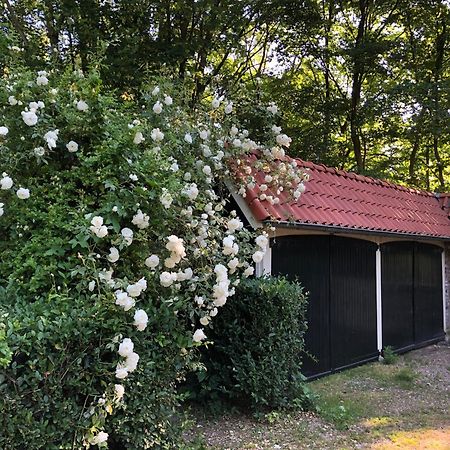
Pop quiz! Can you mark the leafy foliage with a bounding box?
[0,62,304,447]
[194,276,310,411]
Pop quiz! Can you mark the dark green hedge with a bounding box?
[196,276,310,410]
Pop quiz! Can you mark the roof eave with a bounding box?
[264,220,450,242]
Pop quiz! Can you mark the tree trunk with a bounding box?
[350,0,369,172]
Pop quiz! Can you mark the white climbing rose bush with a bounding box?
[0,68,307,449]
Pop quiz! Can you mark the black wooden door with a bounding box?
[330,237,378,370]
[381,242,444,351]
[271,235,330,377]
[272,235,378,377]
[381,242,415,351]
[414,243,444,344]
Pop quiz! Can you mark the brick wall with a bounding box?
[445,244,450,337]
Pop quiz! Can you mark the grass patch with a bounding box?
[392,367,417,389]
[310,360,420,429]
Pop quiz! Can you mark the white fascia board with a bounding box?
[225,179,263,230]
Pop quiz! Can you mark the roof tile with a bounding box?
[239,155,450,239]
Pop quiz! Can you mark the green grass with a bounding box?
[310,360,419,429]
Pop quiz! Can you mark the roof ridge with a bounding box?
[295,158,434,197]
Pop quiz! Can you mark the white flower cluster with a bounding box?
[90,216,108,238]
[0,172,30,216]
[164,235,186,268]
[115,338,140,379]
[132,209,150,229]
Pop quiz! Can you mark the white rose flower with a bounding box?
[125,351,139,372]
[134,309,149,331]
[133,131,145,144]
[21,110,38,126]
[132,209,150,229]
[252,251,264,263]
[193,328,207,343]
[243,266,255,277]
[199,130,208,140]
[256,235,269,250]
[44,129,59,149]
[184,133,193,144]
[227,218,243,233]
[1,175,13,190]
[202,145,212,157]
[152,86,160,96]
[160,271,176,287]
[276,133,292,148]
[121,227,133,245]
[164,256,177,268]
[76,100,89,111]
[114,384,125,399]
[160,188,173,208]
[90,216,108,238]
[230,125,238,137]
[0,126,8,137]
[214,264,228,282]
[34,147,45,157]
[98,268,113,284]
[107,247,120,263]
[91,216,103,228]
[118,338,134,357]
[145,254,160,269]
[200,316,209,326]
[126,283,142,298]
[153,101,163,114]
[91,431,108,445]
[16,188,30,199]
[267,103,278,114]
[227,257,239,273]
[202,165,212,176]
[115,363,129,379]
[36,74,49,86]
[164,95,173,105]
[224,102,233,114]
[150,128,164,142]
[96,225,108,238]
[88,280,96,292]
[210,307,218,317]
[8,96,17,106]
[182,183,199,201]
[272,124,282,134]
[166,235,183,253]
[211,97,220,108]
[66,140,78,153]
[170,162,179,172]
[115,291,135,311]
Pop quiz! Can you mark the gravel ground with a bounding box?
[186,342,450,449]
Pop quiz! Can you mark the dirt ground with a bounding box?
[187,342,450,449]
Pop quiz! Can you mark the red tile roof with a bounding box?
[240,155,450,240]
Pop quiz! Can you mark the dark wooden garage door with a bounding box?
[272,235,378,378]
[381,242,444,352]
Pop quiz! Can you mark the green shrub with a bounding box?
[382,346,398,365]
[196,276,310,411]
[0,291,192,449]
